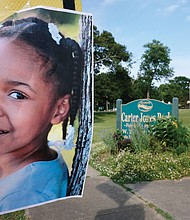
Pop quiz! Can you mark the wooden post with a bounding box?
[172,97,179,120]
[116,99,122,131]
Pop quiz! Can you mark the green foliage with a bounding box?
[139,39,174,98]
[100,117,190,155]
[132,75,160,100]
[90,142,190,185]
[130,123,151,152]
[94,25,132,74]
[148,117,190,154]
[94,25,189,107]
[91,111,190,185]
[100,129,132,154]
[100,129,119,154]
[94,25,133,109]
[95,70,132,110]
[0,211,26,220]
[159,83,181,103]
[159,76,190,107]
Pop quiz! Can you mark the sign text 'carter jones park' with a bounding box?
[116,98,178,138]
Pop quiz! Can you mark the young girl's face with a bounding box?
[0,39,67,155]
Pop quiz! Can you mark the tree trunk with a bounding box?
[147,88,150,99]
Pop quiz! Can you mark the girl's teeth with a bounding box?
[0,130,9,134]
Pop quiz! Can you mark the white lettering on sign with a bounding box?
[122,112,171,123]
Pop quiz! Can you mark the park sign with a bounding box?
[116,99,174,138]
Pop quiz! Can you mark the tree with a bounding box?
[94,26,132,74]
[112,65,133,103]
[170,76,190,90]
[139,39,174,98]
[132,74,160,100]
[94,73,113,110]
[159,76,190,107]
[132,75,147,99]
[159,83,181,103]
[94,26,133,109]
[94,68,133,110]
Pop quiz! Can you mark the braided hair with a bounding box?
[0,17,83,140]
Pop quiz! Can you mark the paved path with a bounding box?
[27,167,164,220]
[126,177,190,220]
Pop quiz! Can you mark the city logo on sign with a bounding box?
[138,99,153,112]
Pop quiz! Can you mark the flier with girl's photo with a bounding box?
[0,3,93,214]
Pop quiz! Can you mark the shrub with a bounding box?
[90,111,190,187]
[148,117,190,154]
[99,117,190,156]
[100,129,131,154]
[129,123,151,153]
[112,130,131,152]
[100,129,119,154]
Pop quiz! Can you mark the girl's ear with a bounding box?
[51,95,70,125]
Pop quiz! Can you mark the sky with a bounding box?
[82,0,190,82]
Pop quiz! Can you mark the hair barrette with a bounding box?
[48,23,62,45]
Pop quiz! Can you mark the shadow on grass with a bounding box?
[94,114,105,123]
[94,111,116,124]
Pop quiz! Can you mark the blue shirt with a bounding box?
[0,152,68,213]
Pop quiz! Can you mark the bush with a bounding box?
[130,123,151,153]
[90,111,190,186]
[99,129,131,154]
[112,130,131,152]
[91,116,190,184]
[108,117,190,155]
[100,129,119,154]
[148,117,190,154]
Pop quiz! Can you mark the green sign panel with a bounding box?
[121,99,172,138]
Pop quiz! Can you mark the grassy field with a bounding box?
[93,109,190,142]
[93,111,116,142]
[179,109,190,127]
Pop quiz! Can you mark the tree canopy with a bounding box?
[139,39,174,98]
[94,26,133,109]
[94,25,132,74]
[159,76,190,107]
[93,26,189,110]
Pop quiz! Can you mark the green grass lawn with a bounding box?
[179,109,190,127]
[93,111,116,142]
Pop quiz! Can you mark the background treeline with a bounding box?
[94,26,190,110]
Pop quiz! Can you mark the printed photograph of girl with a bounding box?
[0,6,93,214]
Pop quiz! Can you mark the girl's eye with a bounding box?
[9,92,28,100]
